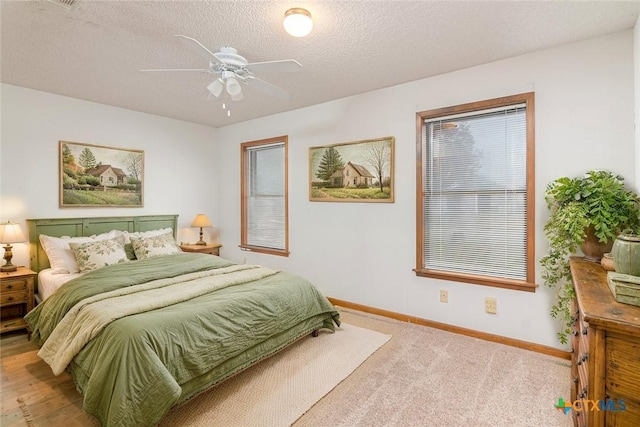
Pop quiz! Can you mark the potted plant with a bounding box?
[541,170,640,344]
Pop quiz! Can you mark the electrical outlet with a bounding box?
[485,297,497,314]
[440,290,448,303]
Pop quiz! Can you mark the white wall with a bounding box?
[214,30,636,350]
[0,84,218,267]
[635,15,640,189]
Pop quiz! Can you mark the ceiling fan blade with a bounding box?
[245,59,302,74]
[173,35,225,66]
[246,77,290,99]
[139,68,211,73]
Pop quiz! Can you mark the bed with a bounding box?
[24,215,340,427]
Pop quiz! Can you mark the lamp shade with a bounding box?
[283,8,313,37]
[225,77,242,96]
[0,222,26,244]
[191,214,212,228]
[207,79,224,98]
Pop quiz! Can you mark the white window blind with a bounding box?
[246,142,286,251]
[422,104,528,280]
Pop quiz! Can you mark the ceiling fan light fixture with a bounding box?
[283,8,313,37]
[207,79,223,97]
[226,76,242,96]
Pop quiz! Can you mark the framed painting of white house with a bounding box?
[59,141,144,207]
[309,136,394,203]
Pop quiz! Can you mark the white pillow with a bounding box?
[123,227,173,244]
[130,231,180,260]
[69,236,128,273]
[39,231,117,274]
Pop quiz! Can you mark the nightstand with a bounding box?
[180,243,222,256]
[1,267,36,335]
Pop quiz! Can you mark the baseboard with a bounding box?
[327,297,571,360]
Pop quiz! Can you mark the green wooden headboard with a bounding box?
[26,215,178,275]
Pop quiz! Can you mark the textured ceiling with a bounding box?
[2,1,640,128]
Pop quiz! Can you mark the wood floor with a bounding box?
[0,330,98,426]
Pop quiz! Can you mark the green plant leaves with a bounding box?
[541,170,640,344]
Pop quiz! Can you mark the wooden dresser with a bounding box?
[570,257,640,427]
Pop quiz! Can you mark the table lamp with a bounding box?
[1,221,26,272]
[191,214,212,245]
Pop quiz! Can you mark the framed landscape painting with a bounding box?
[309,136,394,202]
[59,141,144,207]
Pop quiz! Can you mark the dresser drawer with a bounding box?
[605,397,640,427]
[1,291,28,306]
[1,279,27,293]
[605,336,640,398]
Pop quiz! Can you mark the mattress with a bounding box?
[37,268,81,301]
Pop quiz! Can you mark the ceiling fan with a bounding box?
[141,35,302,102]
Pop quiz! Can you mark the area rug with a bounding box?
[159,323,391,427]
[15,397,35,427]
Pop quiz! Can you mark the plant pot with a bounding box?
[580,226,614,263]
[611,234,640,276]
[601,253,615,271]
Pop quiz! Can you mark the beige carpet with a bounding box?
[297,308,572,427]
[159,323,391,427]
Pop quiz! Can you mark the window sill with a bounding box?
[239,245,290,257]
[414,268,537,292]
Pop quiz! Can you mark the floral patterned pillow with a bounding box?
[69,236,129,273]
[130,231,180,260]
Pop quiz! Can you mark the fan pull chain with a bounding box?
[221,102,231,116]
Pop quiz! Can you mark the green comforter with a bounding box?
[25,253,340,427]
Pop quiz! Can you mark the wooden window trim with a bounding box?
[240,136,289,257]
[415,92,536,291]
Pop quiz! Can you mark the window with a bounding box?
[415,93,535,292]
[241,136,289,256]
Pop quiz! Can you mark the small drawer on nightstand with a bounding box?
[1,317,27,332]
[1,292,28,306]
[1,280,26,293]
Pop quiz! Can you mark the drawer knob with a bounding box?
[576,353,588,366]
[6,284,13,289]
[6,296,14,302]
[582,328,588,335]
